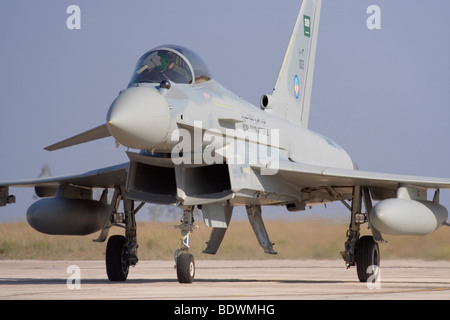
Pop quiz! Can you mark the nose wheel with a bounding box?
[174,206,197,283]
[175,251,195,283]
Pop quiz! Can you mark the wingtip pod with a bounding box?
[266,0,322,128]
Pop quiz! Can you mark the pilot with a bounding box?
[133,50,192,84]
[137,51,169,74]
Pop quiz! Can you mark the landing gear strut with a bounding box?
[94,186,144,281]
[174,206,197,283]
[334,186,381,282]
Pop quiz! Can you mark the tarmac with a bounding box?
[1,259,450,300]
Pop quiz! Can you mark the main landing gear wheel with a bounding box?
[106,235,129,281]
[176,252,195,283]
[355,235,380,283]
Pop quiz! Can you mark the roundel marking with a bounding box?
[294,75,300,99]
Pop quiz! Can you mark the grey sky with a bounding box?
[1,1,450,222]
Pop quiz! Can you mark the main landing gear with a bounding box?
[96,185,382,284]
[94,186,144,282]
[332,186,382,283]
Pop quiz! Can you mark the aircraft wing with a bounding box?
[0,163,128,190]
[254,159,450,194]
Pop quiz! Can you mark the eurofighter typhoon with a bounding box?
[1,0,450,283]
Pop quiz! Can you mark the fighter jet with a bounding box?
[1,0,450,284]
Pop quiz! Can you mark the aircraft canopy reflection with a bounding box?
[129,45,212,85]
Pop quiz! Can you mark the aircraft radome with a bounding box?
[1,0,450,284]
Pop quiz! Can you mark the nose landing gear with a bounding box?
[174,206,198,283]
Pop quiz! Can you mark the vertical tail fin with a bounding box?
[262,0,322,128]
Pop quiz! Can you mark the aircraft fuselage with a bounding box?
[108,80,355,171]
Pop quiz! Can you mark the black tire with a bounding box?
[106,235,129,281]
[355,235,380,283]
[176,252,195,283]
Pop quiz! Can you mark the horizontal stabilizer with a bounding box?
[45,124,110,151]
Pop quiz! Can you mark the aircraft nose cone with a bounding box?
[107,86,171,149]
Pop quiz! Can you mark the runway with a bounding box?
[1,259,450,300]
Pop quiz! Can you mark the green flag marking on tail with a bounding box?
[304,15,311,37]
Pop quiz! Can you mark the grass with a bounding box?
[1,219,450,261]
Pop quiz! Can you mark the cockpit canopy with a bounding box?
[129,45,212,85]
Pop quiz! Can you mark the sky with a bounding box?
[1,0,450,223]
